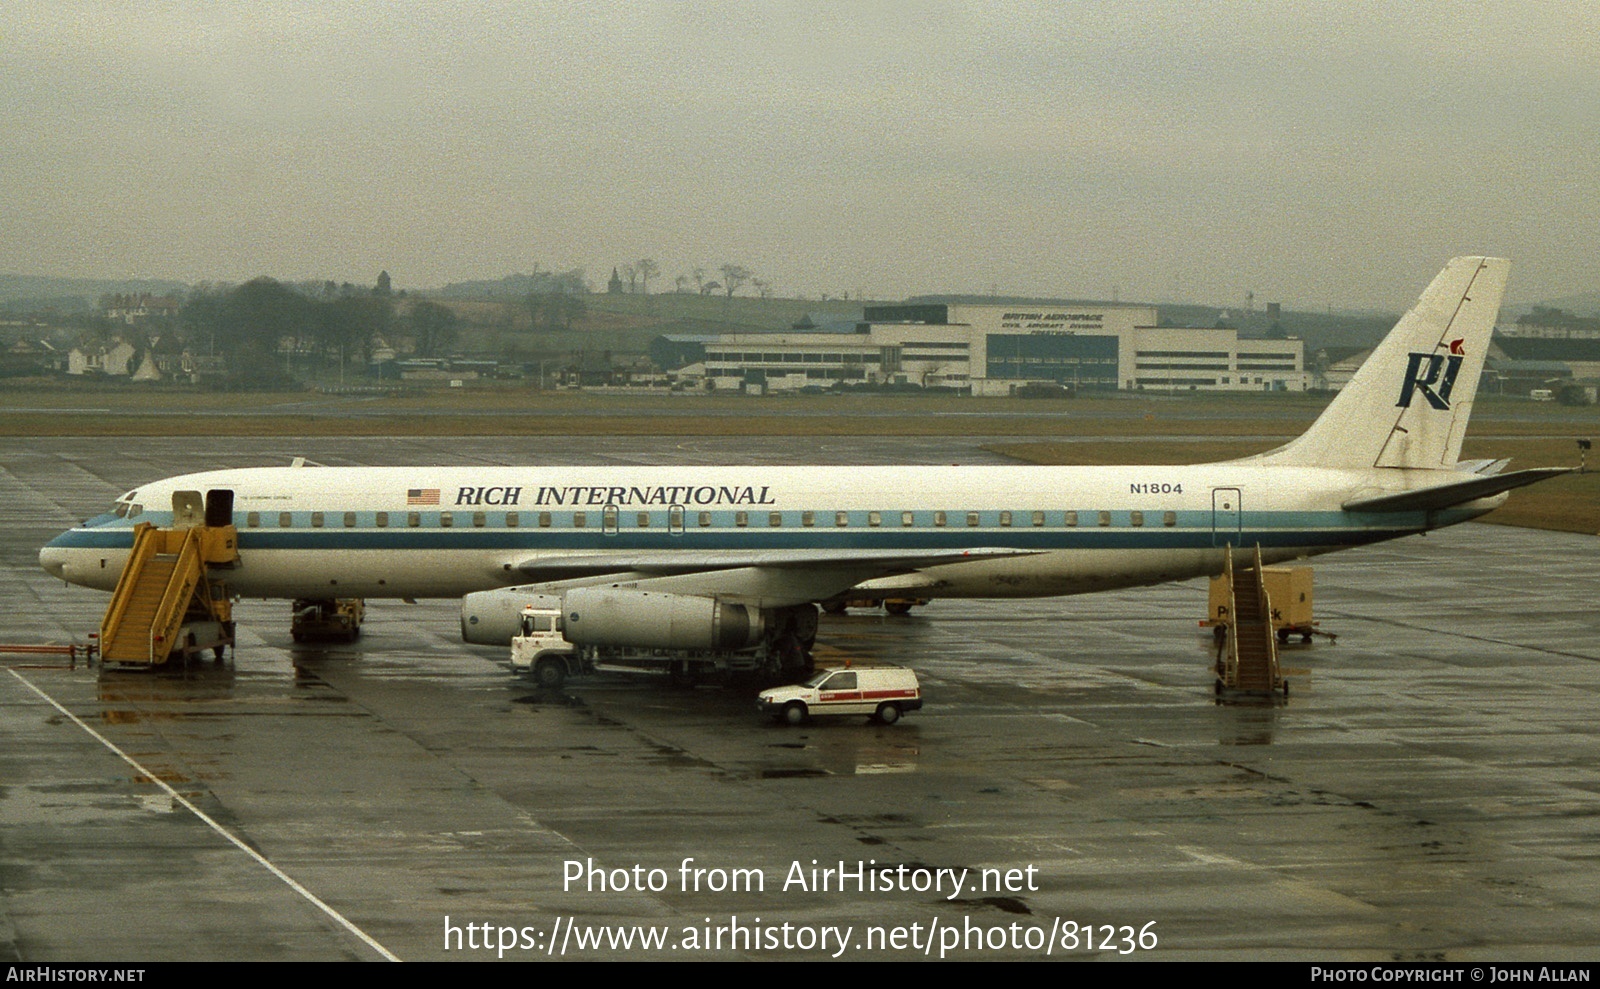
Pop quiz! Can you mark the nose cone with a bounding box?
[40,542,67,580]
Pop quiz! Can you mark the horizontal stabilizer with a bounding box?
[1342,467,1574,514]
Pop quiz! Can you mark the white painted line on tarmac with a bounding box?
[7,668,402,962]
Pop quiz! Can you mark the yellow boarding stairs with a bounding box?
[99,491,238,667]
[1213,544,1286,697]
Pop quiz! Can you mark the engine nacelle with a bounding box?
[562,587,765,651]
[461,588,563,646]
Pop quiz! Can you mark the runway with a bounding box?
[4,436,1599,961]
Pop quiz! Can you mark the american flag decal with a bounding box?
[407,488,440,505]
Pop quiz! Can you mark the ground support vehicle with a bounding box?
[1203,566,1333,645]
[509,605,814,688]
[758,664,922,725]
[820,596,930,615]
[290,598,364,643]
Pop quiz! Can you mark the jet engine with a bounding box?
[460,589,562,646]
[560,587,765,651]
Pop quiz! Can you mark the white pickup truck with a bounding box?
[758,665,922,725]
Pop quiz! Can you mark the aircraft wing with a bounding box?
[510,548,1044,607]
[515,547,1039,580]
[1342,467,1575,514]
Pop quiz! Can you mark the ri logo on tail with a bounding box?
[1397,338,1466,410]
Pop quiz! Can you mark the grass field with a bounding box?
[3,384,1594,533]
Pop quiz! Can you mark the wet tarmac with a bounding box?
[3,436,1599,961]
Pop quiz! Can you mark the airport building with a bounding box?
[654,302,1307,395]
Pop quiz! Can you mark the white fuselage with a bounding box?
[40,462,1496,602]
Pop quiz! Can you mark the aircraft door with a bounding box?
[1211,487,1241,547]
[668,504,685,536]
[205,489,234,527]
[602,504,619,536]
[171,490,205,529]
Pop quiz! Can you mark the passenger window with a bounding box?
[439,512,453,528]
[245,512,259,528]
[868,511,881,527]
[999,511,1012,527]
[345,512,357,527]
[407,512,420,527]
[540,512,553,528]
[824,672,857,690]
[375,511,388,528]
[506,512,519,527]
[637,512,650,527]
[934,511,947,527]
[1130,511,1144,527]
[698,512,711,527]
[966,512,980,527]
[473,511,486,528]
[802,511,815,527]
[769,512,782,527]
[1064,511,1078,527]
[902,511,914,527]
[1163,511,1176,527]
[1031,511,1044,527]
[573,512,586,528]
[1097,510,1111,527]
[835,512,848,527]
[279,512,293,528]
[736,511,748,527]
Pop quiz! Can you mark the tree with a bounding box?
[636,259,659,295]
[408,299,459,357]
[525,288,588,333]
[374,271,392,297]
[719,264,752,297]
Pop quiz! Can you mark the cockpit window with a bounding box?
[127,504,143,518]
[113,503,129,518]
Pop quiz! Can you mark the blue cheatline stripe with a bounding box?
[50,507,1475,554]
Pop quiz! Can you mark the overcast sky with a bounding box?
[3,1,1597,310]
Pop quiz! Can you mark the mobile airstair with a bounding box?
[98,491,238,667]
[1212,544,1286,698]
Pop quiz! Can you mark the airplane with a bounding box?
[39,257,1572,673]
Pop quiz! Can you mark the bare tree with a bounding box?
[693,268,707,295]
[719,264,752,298]
[636,259,659,295]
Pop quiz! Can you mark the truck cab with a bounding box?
[509,606,587,688]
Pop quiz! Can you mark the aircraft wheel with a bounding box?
[822,601,847,615]
[782,702,808,726]
[884,600,913,616]
[533,657,567,690]
[875,703,901,725]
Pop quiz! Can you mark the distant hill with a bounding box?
[0,274,189,313]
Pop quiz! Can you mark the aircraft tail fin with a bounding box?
[1257,256,1509,470]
